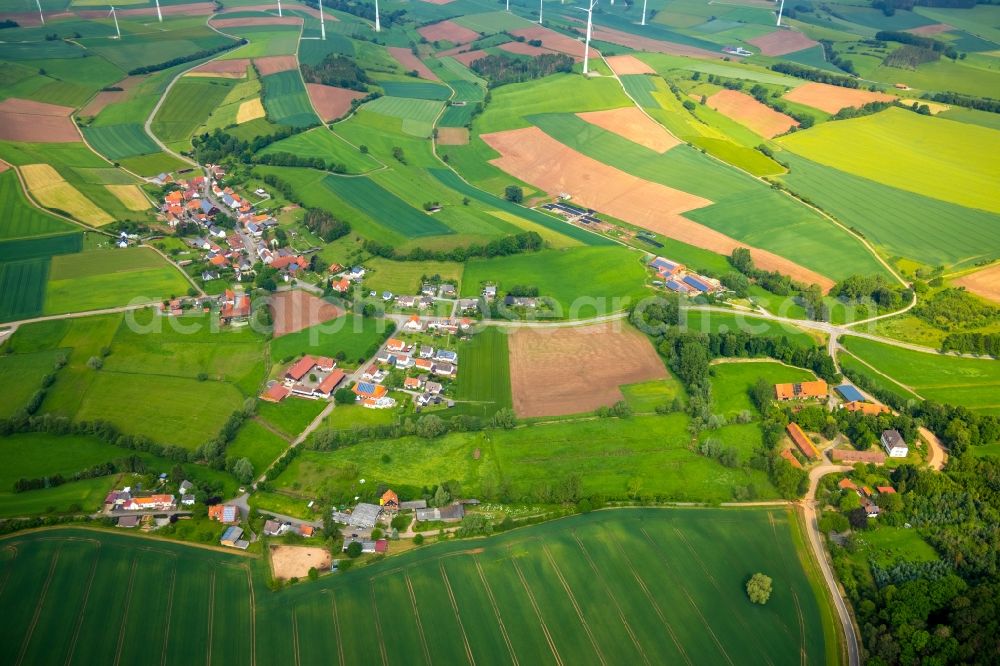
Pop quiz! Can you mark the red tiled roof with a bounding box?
[286,356,317,381]
[877,486,896,494]
[318,370,345,394]
[838,478,857,491]
[261,383,290,403]
[786,422,818,460]
[780,448,803,469]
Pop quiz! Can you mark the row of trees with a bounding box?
[362,230,543,262]
[13,455,146,493]
[770,62,861,88]
[253,151,350,174]
[940,332,1000,356]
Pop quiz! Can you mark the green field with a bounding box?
[452,326,512,417]
[0,348,66,417]
[81,123,159,160]
[1,508,830,664]
[287,413,776,503]
[260,126,380,174]
[362,95,445,138]
[378,80,451,100]
[461,246,652,316]
[257,398,328,439]
[710,361,815,419]
[226,418,289,475]
[0,258,49,321]
[44,247,191,315]
[320,174,453,238]
[363,257,464,294]
[778,108,1000,214]
[270,315,390,366]
[777,152,1000,269]
[526,113,888,281]
[261,70,319,128]
[0,170,77,240]
[151,76,237,149]
[682,310,823,348]
[842,336,1000,414]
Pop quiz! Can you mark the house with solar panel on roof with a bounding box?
[646,256,722,296]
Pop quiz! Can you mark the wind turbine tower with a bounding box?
[35,0,44,24]
[374,0,381,32]
[109,6,121,38]
[777,0,785,26]
[641,0,647,25]
[277,0,282,17]
[319,0,326,39]
[538,0,543,23]
[578,0,597,75]
[154,0,162,22]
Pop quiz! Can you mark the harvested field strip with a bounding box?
[105,184,150,211]
[305,84,365,122]
[954,263,1000,305]
[606,54,656,75]
[507,322,668,418]
[576,107,680,153]
[387,46,440,81]
[482,126,834,289]
[237,98,265,124]
[418,20,479,44]
[20,164,113,226]
[436,127,469,145]
[781,82,894,114]
[510,25,590,59]
[189,58,251,76]
[748,29,819,56]
[254,54,299,76]
[705,89,798,138]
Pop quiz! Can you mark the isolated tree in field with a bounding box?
[346,541,363,558]
[491,407,517,429]
[87,356,103,370]
[504,185,523,203]
[746,573,772,604]
[232,457,254,484]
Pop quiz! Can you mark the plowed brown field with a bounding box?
[705,89,798,138]
[782,82,895,114]
[577,107,680,153]
[305,84,365,122]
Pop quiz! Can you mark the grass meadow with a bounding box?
[261,70,319,128]
[283,413,777,503]
[363,257,464,295]
[1,508,831,664]
[0,171,77,240]
[777,152,1000,269]
[225,419,290,475]
[0,348,66,418]
[270,314,389,367]
[453,327,512,417]
[461,246,651,316]
[260,127,380,174]
[0,258,49,321]
[777,108,1000,214]
[81,123,159,160]
[151,76,237,150]
[841,337,1000,414]
[709,361,815,419]
[257,399,328,439]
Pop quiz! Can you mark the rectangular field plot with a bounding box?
[152,77,237,148]
[0,170,77,240]
[0,258,49,321]
[362,95,445,138]
[82,123,159,160]
[378,80,452,100]
[262,70,319,128]
[453,326,512,417]
[321,174,453,238]
[260,126,380,173]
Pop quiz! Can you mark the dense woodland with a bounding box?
[304,208,351,243]
[300,54,370,91]
[470,53,574,87]
[363,230,543,262]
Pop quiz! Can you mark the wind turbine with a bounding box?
[776,0,785,26]
[374,0,380,32]
[506,0,509,11]
[154,0,162,22]
[641,0,647,25]
[319,0,325,39]
[578,0,597,75]
[277,0,282,17]
[109,6,121,39]
[538,0,543,23]
[34,0,44,25]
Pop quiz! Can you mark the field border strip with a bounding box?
[571,531,650,666]
[640,527,735,666]
[541,543,608,666]
[15,544,61,666]
[769,512,809,666]
[437,561,477,666]
[473,557,518,666]
[509,546,565,666]
[330,591,346,666]
[244,564,257,666]
[291,608,301,666]
[159,564,178,666]
[206,570,216,666]
[369,580,389,666]
[606,528,693,666]
[64,543,101,666]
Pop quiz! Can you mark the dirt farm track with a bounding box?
[508,322,668,418]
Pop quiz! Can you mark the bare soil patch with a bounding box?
[270,290,344,337]
[418,20,479,45]
[605,54,656,75]
[437,127,469,145]
[954,264,1000,304]
[0,160,10,174]
[510,26,588,60]
[907,23,954,36]
[590,25,715,58]
[305,84,365,122]
[748,29,819,56]
[388,47,440,81]
[577,107,680,153]
[782,82,895,114]
[254,55,299,76]
[270,545,331,580]
[498,40,571,60]
[0,98,78,143]
[211,16,302,27]
[508,323,668,418]
[79,75,144,116]
[450,49,489,67]
[482,127,834,290]
[706,89,798,138]
[190,58,251,77]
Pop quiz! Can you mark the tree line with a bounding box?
[926,91,1000,115]
[193,126,310,165]
[875,30,959,59]
[127,40,247,76]
[770,62,861,88]
[362,230,543,263]
[13,455,147,493]
[300,54,370,92]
